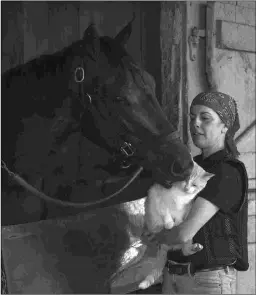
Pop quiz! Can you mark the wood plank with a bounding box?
[239,152,256,181]
[206,1,218,90]
[22,1,49,62]
[248,215,256,243]
[236,122,256,153]
[236,1,256,9]
[78,1,141,63]
[248,199,255,215]
[216,20,256,53]
[1,1,24,72]
[249,179,256,192]
[160,1,184,131]
[141,2,161,100]
[235,4,256,26]
[48,2,79,53]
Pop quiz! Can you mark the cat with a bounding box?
[139,161,215,289]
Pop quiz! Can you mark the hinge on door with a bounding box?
[188,26,206,61]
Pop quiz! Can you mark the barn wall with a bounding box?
[186,1,256,293]
[1,1,24,72]
[160,1,188,141]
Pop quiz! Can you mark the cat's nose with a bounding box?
[184,185,190,192]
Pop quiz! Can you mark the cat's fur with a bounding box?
[139,161,214,289]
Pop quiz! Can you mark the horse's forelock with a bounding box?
[126,62,156,97]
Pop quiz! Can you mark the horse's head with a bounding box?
[68,20,193,186]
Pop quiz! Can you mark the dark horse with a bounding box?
[1,20,193,293]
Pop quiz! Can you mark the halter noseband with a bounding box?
[74,66,136,169]
[74,66,92,105]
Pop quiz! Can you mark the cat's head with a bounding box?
[184,160,214,194]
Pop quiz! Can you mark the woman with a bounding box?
[155,91,249,294]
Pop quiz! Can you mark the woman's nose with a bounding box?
[194,117,201,127]
[190,118,200,128]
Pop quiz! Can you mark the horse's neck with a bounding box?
[3,53,67,93]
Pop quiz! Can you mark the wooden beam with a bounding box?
[216,20,256,53]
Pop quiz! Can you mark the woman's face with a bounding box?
[189,105,227,150]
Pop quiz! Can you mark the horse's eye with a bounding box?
[116,96,124,102]
[115,96,131,106]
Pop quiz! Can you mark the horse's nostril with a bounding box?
[169,160,184,177]
[170,158,194,178]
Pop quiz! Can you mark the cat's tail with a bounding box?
[138,268,162,289]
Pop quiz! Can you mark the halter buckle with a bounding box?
[74,67,85,83]
[120,141,135,157]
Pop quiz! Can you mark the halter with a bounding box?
[1,65,142,209]
[74,65,137,169]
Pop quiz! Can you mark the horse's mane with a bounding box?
[1,41,80,86]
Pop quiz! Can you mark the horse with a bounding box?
[1,19,194,293]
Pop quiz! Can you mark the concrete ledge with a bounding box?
[216,20,256,53]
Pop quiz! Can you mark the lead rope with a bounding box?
[1,160,143,208]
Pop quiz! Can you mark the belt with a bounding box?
[165,260,230,276]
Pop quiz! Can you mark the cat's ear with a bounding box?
[203,172,215,181]
[189,161,201,179]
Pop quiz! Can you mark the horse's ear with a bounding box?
[83,23,100,60]
[114,13,135,46]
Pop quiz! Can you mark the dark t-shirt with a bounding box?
[194,151,243,213]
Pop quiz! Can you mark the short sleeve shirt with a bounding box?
[194,150,243,213]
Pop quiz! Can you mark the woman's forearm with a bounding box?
[156,197,219,246]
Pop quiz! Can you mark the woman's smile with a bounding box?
[191,131,204,137]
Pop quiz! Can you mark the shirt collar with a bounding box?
[194,149,228,169]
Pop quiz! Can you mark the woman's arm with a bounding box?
[149,162,243,246]
[152,196,219,245]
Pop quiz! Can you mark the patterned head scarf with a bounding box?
[190,91,240,158]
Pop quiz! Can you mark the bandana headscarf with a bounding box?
[191,91,240,158]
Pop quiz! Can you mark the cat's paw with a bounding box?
[138,269,162,289]
[138,280,151,290]
[182,242,203,256]
[138,275,156,290]
[164,219,175,229]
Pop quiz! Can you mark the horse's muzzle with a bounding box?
[170,158,194,178]
[144,150,194,187]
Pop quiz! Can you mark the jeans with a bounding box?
[162,266,237,294]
